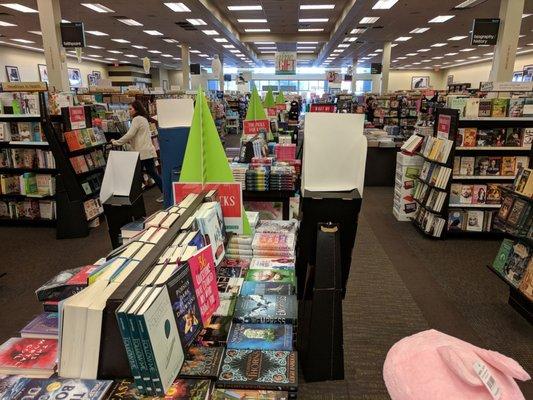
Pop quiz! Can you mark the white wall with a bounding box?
[388,69,445,91]
[443,52,533,88]
[0,45,108,86]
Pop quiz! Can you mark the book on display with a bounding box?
[0,337,57,378]
[1,378,112,400]
[178,346,224,379]
[211,388,289,400]
[227,323,293,351]
[20,312,58,339]
[233,295,297,324]
[239,281,295,296]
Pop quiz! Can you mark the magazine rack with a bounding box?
[299,222,344,381]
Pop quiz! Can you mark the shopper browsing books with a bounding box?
[111,101,162,201]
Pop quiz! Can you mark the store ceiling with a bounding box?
[0,0,531,71]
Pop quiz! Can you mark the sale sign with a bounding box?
[310,104,335,113]
[276,104,286,112]
[69,106,86,129]
[172,182,243,233]
[243,119,270,136]
[266,107,277,117]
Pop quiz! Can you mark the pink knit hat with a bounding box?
[383,329,530,400]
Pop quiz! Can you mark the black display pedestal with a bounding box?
[299,223,344,382]
[296,189,362,298]
[103,195,146,249]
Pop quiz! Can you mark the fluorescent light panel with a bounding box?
[86,31,108,36]
[187,19,207,26]
[163,38,178,43]
[117,18,143,26]
[132,45,147,49]
[0,3,38,13]
[28,30,41,35]
[245,28,270,32]
[299,18,328,22]
[359,17,379,24]
[299,28,323,32]
[372,0,399,10]
[11,38,34,43]
[395,36,412,41]
[228,5,263,11]
[148,50,161,53]
[431,43,447,47]
[144,30,163,36]
[0,20,16,27]
[237,19,267,23]
[81,3,114,13]
[164,2,191,12]
[448,35,468,41]
[300,4,335,9]
[112,38,130,43]
[410,27,430,33]
[87,45,104,49]
[429,15,454,23]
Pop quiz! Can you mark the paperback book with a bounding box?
[227,323,293,351]
[245,269,296,285]
[233,295,297,324]
[178,346,224,379]
[0,338,57,378]
[20,312,58,339]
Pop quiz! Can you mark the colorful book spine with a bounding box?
[115,312,144,393]
[127,314,154,395]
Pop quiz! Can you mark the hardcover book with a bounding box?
[227,323,293,351]
[249,258,295,270]
[478,99,492,117]
[35,265,98,301]
[20,312,58,339]
[472,185,487,204]
[491,98,509,117]
[245,269,296,285]
[105,378,212,400]
[0,338,57,378]
[486,157,502,175]
[505,128,522,147]
[188,245,220,325]
[465,210,484,232]
[233,295,297,324]
[486,184,502,204]
[9,378,113,400]
[459,185,474,204]
[492,239,514,275]
[447,211,464,232]
[195,316,233,347]
[211,389,289,400]
[178,346,224,379]
[217,350,297,392]
[240,282,295,296]
[475,157,490,176]
[462,128,477,147]
[501,157,516,176]
[459,157,475,176]
[503,242,530,287]
[509,98,525,117]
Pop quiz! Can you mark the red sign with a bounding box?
[310,104,335,113]
[276,104,286,112]
[172,182,243,233]
[437,114,451,139]
[243,119,270,136]
[69,106,86,129]
[267,107,277,117]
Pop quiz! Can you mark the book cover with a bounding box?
[501,157,516,176]
[459,157,475,176]
[214,297,237,317]
[474,157,490,176]
[465,210,484,232]
[211,389,289,400]
[491,98,509,117]
[187,245,220,325]
[240,282,295,296]
[217,277,244,296]
[503,242,530,287]
[178,346,224,379]
[478,99,492,117]
[0,338,57,377]
[447,211,464,231]
[472,185,487,204]
[195,316,232,347]
[0,375,30,399]
[227,323,293,351]
[508,98,525,117]
[196,205,226,266]
[249,258,295,271]
[218,258,251,270]
[252,233,295,251]
[464,98,480,118]
[105,378,212,400]
[505,128,522,147]
[462,128,477,147]
[523,128,533,145]
[459,185,474,204]
[486,184,502,204]
[166,264,204,349]
[217,266,246,278]
[497,195,515,220]
[518,259,533,301]
[492,239,514,275]
[20,312,58,339]
[217,350,297,391]
[245,269,296,285]
[233,295,297,324]
[11,378,112,400]
[506,198,528,227]
[515,157,530,172]
[486,157,502,175]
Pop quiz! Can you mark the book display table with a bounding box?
[243,189,296,220]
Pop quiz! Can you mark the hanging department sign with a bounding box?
[60,22,86,48]
[471,18,500,46]
[275,52,296,75]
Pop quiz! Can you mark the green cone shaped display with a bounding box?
[263,89,276,108]
[180,88,251,234]
[245,86,269,122]
[275,91,286,105]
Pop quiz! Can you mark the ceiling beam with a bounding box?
[240,34,329,43]
[195,0,260,65]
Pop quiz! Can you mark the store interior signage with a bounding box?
[60,22,86,48]
[471,18,500,46]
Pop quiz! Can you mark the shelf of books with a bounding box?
[0,84,58,224]
[0,191,299,399]
[487,168,532,323]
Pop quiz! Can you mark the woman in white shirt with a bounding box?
[112,101,163,201]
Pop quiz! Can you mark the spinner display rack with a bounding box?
[0,85,58,227]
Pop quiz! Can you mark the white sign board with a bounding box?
[156,98,194,128]
[302,113,367,194]
[479,81,533,92]
[100,151,140,204]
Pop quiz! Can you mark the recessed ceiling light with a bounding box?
[484,52,494,55]
[299,28,324,32]
[395,36,412,41]
[144,30,163,36]
[161,54,173,58]
[202,30,219,35]
[28,30,42,35]
[237,19,267,23]
[245,28,270,32]
[0,3,38,13]
[117,18,143,26]
[131,45,147,49]
[124,54,137,58]
[86,30,108,36]
[120,60,130,64]
[468,56,480,59]
[0,20,16,27]
[368,53,378,56]
[351,28,366,34]
[81,3,114,13]
[87,45,104,49]
[163,38,179,43]
[445,52,459,56]
[164,2,191,12]
[300,4,335,9]
[223,44,235,48]
[421,60,431,63]
[448,35,468,41]
[455,59,465,62]
[337,44,349,48]
[431,43,447,47]
[228,5,263,11]
[345,37,358,42]
[11,38,34,43]
[255,41,275,45]
[375,49,383,52]
[372,0,399,9]
[189,49,200,53]
[112,38,130,43]
[105,57,117,61]
[299,18,329,22]
[460,48,475,52]
[410,27,430,33]
[429,15,454,23]
[151,60,161,63]
[148,50,162,54]
[214,38,228,43]
[418,48,430,52]
[187,19,207,26]
[391,43,398,47]
[173,57,181,60]
[454,0,481,8]
[107,50,122,54]
[405,53,417,56]
[432,56,444,59]
[359,17,380,24]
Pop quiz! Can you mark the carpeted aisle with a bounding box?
[0,186,531,399]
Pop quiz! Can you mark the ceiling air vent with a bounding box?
[372,26,384,29]
[175,21,197,31]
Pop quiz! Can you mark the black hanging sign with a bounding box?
[370,63,382,75]
[60,22,86,48]
[471,18,500,46]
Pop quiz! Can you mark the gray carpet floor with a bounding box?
[0,186,531,399]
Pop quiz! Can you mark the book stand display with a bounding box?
[100,151,145,249]
[299,223,344,381]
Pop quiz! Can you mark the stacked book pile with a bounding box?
[229,162,247,188]
[246,166,269,191]
[252,220,298,258]
[274,143,296,161]
[270,165,296,191]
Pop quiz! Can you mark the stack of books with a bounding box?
[270,165,295,191]
[229,162,247,188]
[246,166,269,191]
